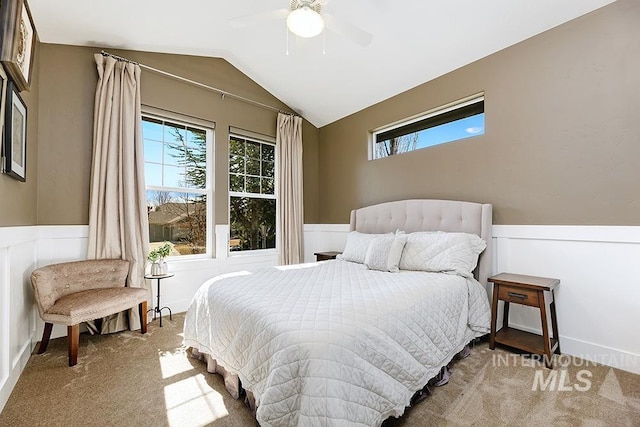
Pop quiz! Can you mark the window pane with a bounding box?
[262,160,274,178]
[144,140,163,164]
[145,163,163,187]
[230,138,245,156]
[373,97,484,159]
[187,127,206,148]
[375,114,485,156]
[261,144,275,162]
[144,114,212,258]
[142,118,163,142]
[246,176,261,193]
[246,141,260,159]
[246,158,260,176]
[147,190,207,256]
[164,141,207,189]
[163,165,184,188]
[262,178,274,195]
[229,155,244,174]
[415,113,484,149]
[164,122,186,144]
[230,196,276,251]
[164,142,182,166]
[185,166,206,189]
[229,174,244,192]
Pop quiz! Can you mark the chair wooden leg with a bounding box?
[139,301,148,334]
[38,323,54,354]
[68,324,79,366]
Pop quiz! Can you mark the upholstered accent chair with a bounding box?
[30,259,148,366]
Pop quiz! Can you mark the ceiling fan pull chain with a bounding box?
[285,24,290,56]
[322,30,326,55]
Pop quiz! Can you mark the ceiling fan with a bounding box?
[229,0,373,47]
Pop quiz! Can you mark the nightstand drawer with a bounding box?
[497,284,539,307]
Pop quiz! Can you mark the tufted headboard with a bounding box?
[349,199,493,288]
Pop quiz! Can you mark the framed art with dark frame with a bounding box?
[0,64,7,151]
[2,80,27,181]
[0,0,36,92]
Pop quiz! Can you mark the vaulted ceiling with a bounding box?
[29,0,616,127]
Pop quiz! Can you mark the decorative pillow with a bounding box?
[398,231,486,277]
[337,231,384,264]
[387,233,408,272]
[364,232,408,272]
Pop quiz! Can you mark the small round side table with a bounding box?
[144,273,174,327]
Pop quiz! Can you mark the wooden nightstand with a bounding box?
[314,251,341,261]
[489,273,561,368]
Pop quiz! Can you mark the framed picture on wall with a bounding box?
[0,64,7,157]
[2,80,27,181]
[0,0,36,92]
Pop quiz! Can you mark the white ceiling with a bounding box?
[28,0,615,128]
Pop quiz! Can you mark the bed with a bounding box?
[184,199,493,426]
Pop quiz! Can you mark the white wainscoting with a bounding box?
[493,225,640,375]
[0,224,279,413]
[0,227,39,413]
[303,224,350,263]
[2,223,639,412]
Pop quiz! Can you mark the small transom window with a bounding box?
[371,94,484,159]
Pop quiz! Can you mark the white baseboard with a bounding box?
[506,321,640,374]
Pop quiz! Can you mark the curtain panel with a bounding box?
[276,113,304,265]
[87,53,150,333]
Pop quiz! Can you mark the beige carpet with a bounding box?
[1,314,639,426]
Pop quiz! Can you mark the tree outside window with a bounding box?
[143,116,211,257]
[228,135,276,252]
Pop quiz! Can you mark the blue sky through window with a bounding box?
[143,117,207,189]
[415,113,484,150]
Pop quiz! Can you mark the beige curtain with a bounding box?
[276,113,304,265]
[87,53,150,333]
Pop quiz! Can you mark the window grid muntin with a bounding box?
[229,134,277,254]
[143,113,213,259]
[229,135,276,197]
[143,116,209,190]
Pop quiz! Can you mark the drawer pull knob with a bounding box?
[508,292,528,300]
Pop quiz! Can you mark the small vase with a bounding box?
[151,260,168,276]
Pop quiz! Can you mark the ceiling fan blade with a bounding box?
[323,13,373,47]
[229,8,289,29]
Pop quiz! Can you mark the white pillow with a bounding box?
[337,231,383,264]
[364,233,408,272]
[387,233,408,272]
[398,231,486,277]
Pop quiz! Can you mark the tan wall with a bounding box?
[36,44,319,225]
[0,41,40,226]
[317,0,640,225]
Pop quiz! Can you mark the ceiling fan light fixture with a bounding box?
[287,5,324,38]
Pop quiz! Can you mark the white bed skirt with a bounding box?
[189,342,475,424]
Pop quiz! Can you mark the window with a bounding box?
[143,113,213,258]
[371,95,484,159]
[228,134,277,252]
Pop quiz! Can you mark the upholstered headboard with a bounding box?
[349,199,493,288]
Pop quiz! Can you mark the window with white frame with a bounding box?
[371,95,484,159]
[228,134,277,252]
[142,113,213,258]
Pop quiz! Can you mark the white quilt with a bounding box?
[183,260,491,426]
